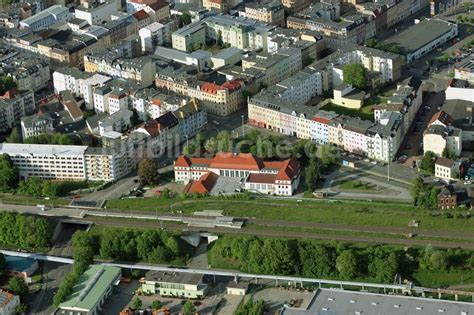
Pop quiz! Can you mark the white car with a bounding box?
[212,120,220,125]
[465,181,472,185]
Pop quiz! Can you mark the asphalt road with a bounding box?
[27,261,72,315]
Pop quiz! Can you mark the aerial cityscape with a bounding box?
[0,0,473,313]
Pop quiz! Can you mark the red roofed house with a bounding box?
[175,152,300,196]
[127,0,170,22]
[195,79,244,116]
[133,9,152,29]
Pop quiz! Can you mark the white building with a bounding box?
[80,74,112,110]
[53,67,88,96]
[174,152,301,196]
[19,5,71,31]
[139,22,172,53]
[0,291,20,315]
[0,143,130,181]
[1,55,50,93]
[435,157,459,181]
[0,89,35,133]
[107,89,129,114]
[454,55,474,84]
[21,114,55,140]
[445,79,474,102]
[75,0,120,25]
[98,109,132,136]
[93,86,112,113]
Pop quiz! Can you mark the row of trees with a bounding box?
[210,236,474,283]
[365,39,402,54]
[0,154,19,192]
[24,133,75,145]
[235,299,266,315]
[16,177,90,198]
[0,212,53,250]
[98,228,186,264]
[53,231,95,307]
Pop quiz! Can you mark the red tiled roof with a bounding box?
[209,152,263,170]
[1,87,19,100]
[175,155,191,167]
[201,82,225,94]
[429,111,453,126]
[185,172,218,194]
[142,120,163,137]
[247,173,276,184]
[275,158,300,181]
[133,9,150,21]
[311,116,330,124]
[222,79,242,91]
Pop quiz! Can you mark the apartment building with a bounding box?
[19,5,71,31]
[84,50,156,86]
[171,22,206,52]
[53,67,88,95]
[244,0,285,27]
[98,109,132,135]
[0,54,50,93]
[248,88,403,162]
[423,118,462,157]
[84,146,130,181]
[203,0,228,13]
[0,88,35,133]
[281,0,310,13]
[21,114,55,140]
[0,143,131,181]
[155,66,245,116]
[75,0,121,25]
[174,152,301,196]
[288,14,374,50]
[172,15,276,52]
[435,157,459,181]
[139,21,174,53]
[173,98,208,141]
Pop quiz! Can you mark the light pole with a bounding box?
[241,115,245,137]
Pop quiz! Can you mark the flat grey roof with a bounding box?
[0,143,88,156]
[282,289,474,315]
[145,271,203,285]
[385,19,457,54]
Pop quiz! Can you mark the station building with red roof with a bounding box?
[174,152,300,196]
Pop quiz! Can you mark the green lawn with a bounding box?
[339,180,376,191]
[322,103,373,121]
[105,197,474,233]
[412,270,474,288]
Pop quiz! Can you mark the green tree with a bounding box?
[343,64,367,90]
[183,141,197,155]
[217,30,223,47]
[318,144,337,168]
[150,300,162,310]
[132,297,143,310]
[14,303,28,315]
[368,251,398,283]
[336,250,358,279]
[0,154,19,192]
[182,300,196,315]
[305,158,320,192]
[8,277,28,296]
[299,242,335,278]
[215,130,232,152]
[410,176,424,205]
[419,151,436,174]
[138,158,160,185]
[235,298,266,315]
[17,177,44,197]
[6,127,22,143]
[442,147,456,159]
[430,251,448,270]
[42,181,59,197]
[0,253,5,278]
[0,76,16,95]
[428,186,438,209]
[72,231,95,274]
[180,12,192,26]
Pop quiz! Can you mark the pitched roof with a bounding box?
[436,157,455,168]
[275,158,300,181]
[132,9,150,21]
[184,172,218,194]
[247,173,277,184]
[209,152,263,170]
[428,111,453,126]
